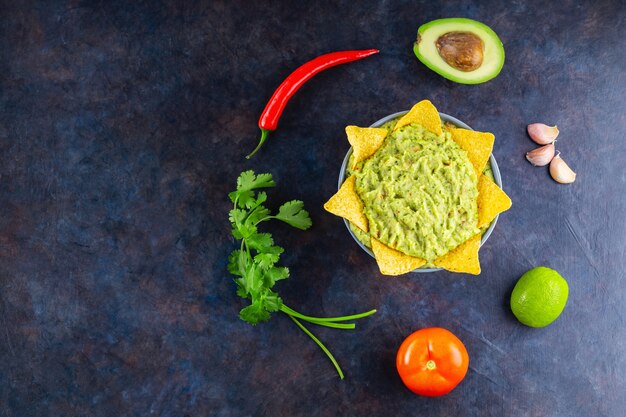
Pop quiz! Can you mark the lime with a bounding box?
[510,266,569,327]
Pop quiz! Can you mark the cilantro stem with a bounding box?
[313,321,355,329]
[254,216,272,226]
[243,239,250,258]
[295,319,355,330]
[287,314,344,379]
[281,305,377,323]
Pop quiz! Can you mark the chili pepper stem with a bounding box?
[246,129,271,159]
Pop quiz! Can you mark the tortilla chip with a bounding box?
[346,126,387,169]
[477,174,512,228]
[449,128,495,174]
[393,100,443,136]
[371,238,427,276]
[433,233,481,275]
[323,175,369,232]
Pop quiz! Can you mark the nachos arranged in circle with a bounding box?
[324,100,511,276]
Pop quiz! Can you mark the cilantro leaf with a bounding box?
[275,200,312,230]
[228,171,276,207]
[230,208,255,239]
[235,223,257,240]
[235,190,255,209]
[228,209,247,226]
[245,205,271,227]
[247,191,267,210]
[237,171,275,191]
[240,263,264,296]
[239,299,271,324]
[245,233,274,252]
[239,291,283,324]
[235,281,248,299]
[236,189,268,210]
[227,250,247,277]
[262,245,284,255]
[264,266,290,287]
[254,252,282,270]
[246,234,284,259]
[262,291,282,312]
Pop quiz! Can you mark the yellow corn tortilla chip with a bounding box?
[346,126,387,169]
[323,175,369,232]
[371,238,427,276]
[477,174,512,228]
[433,233,481,275]
[449,127,495,174]
[393,100,443,136]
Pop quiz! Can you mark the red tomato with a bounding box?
[396,327,469,396]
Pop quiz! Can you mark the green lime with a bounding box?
[510,266,569,328]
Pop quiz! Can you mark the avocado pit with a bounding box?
[435,31,484,72]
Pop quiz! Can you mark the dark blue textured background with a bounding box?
[1,1,625,416]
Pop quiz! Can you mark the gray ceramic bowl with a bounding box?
[338,111,503,273]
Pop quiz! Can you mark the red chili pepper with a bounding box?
[246,49,379,159]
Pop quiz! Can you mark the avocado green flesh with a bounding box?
[353,124,479,261]
[414,18,505,84]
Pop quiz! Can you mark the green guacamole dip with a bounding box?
[351,122,480,261]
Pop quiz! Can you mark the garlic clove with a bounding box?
[527,123,559,145]
[550,153,576,184]
[526,143,555,166]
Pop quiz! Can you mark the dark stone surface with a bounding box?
[1,0,625,416]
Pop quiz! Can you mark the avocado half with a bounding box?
[413,18,505,84]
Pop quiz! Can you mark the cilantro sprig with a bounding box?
[228,170,376,378]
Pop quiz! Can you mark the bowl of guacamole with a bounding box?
[339,110,503,273]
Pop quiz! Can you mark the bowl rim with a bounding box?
[338,110,503,273]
